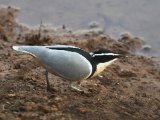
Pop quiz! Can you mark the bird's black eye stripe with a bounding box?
[92,54,119,62]
[92,49,114,54]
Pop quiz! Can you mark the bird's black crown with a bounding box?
[91,49,120,63]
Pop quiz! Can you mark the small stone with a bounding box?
[141,44,151,51]
[118,69,136,77]
[8,93,16,97]
[39,106,52,113]
[39,116,47,120]
[54,96,62,101]
[98,75,103,78]
[25,102,36,111]
[142,93,147,97]
[20,112,38,119]
[156,110,160,116]
[89,21,100,28]
[51,105,58,112]
[0,113,6,119]
[120,32,133,40]
[78,107,88,114]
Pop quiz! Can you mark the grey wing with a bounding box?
[40,49,92,81]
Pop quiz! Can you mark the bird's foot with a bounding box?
[68,82,85,92]
[70,85,83,92]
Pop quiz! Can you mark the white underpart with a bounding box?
[92,53,119,57]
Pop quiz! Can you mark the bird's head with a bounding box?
[90,49,122,77]
[91,49,121,64]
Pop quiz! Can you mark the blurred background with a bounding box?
[0,0,159,57]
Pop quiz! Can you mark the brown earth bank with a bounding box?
[0,6,160,120]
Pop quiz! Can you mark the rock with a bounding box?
[120,32,133,40]
[78,107,88,114]
[88,21,100,28]
[118,69,137,77]
[141,44,151,52]
[20,112,38,119]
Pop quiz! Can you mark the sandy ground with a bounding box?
[0,6,160,120]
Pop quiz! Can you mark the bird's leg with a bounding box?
[68,81,83,92]
[45,69,50,91]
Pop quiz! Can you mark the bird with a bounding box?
[12,45,121,92]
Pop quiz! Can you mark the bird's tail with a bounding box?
[12,46,22,51]
[12,46,37,57]
[12,46,47,58]
[12,46,30,53]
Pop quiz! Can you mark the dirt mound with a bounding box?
[0,6,160,120]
